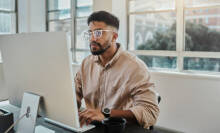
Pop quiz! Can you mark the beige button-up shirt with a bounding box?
[74,44,159,128]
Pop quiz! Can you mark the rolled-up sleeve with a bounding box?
[128,68,160,128]
[129,85,159,128]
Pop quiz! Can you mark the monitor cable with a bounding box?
[4,106,31,133]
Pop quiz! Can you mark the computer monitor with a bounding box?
[0,32,84,130]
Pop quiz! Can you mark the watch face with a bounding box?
[104,108,110,114]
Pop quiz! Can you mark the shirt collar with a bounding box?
[93,43,122,68]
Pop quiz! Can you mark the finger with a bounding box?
[80,110,95,126]
[85,112,95,119]
[80,110,94,127]
[79,111,90,120]
[86,118,92,125]
[80,119,84,127]
[84,113,95,125]
[79,109,88,116]
[79,111,89,124]
[79,108,93,116]
[88,115,100,125]
[80,115,88,127]
[90,115,100,122]
[79,114,83,123]
[79,111,88,125]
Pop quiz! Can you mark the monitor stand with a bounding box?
[16,92,40,133]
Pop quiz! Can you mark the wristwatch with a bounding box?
[102,108,111,118]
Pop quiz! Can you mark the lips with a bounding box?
[91,42,99,45]
[90,44,98,48]
[90,43,98,46]
[90,43,99,51]
[90,42,101,48]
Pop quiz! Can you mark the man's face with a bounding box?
[88,21,116,55]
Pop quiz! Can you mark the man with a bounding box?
[74,11,159,129]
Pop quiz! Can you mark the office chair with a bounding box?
[149,92,161,130]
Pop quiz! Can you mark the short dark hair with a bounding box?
[87,11,119,30]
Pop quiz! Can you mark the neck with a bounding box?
[99,43,118,66]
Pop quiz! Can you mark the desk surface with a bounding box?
[0,101,152,133]
[37,118,152,133]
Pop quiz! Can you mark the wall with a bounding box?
[0,64,7,101]
[112,0,127,49]
[93,0,112,12]
[151,72,220,133]
[94,0,127,48]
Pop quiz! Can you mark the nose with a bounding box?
[90,33,97,42]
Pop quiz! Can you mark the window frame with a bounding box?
[127,0,220,74]
[46,0,92,63]
[46,0,72,31]
[0,0,18,34]
[0,0,18,63]
[0,0,18,102]
[73,0,93,63]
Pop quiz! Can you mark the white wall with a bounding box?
[112,0,127,49]
[151,72,220,133]
[93,0,127,49]
[0,64,7,101]
[93,0,112,12]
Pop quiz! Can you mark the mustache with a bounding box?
[90,41,101,47]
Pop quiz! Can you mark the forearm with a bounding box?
[74,71,83,109]
[77,101,81,109]
[111,109,138,124]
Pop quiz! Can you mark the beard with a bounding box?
[90,41,111,55]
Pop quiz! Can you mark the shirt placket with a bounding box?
[99,67,108,109]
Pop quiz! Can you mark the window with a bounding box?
[128,0,220,73]
[129,0,176,70]
[184,0,220,72]
[47,0,71,32]
[0,0,17,34]
[0,0,17,62]
[75,0,93,63]
[47,0,72,50]
[46,0,93,63]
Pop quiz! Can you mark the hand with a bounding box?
[79,108,105,127]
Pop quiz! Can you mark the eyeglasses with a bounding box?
[82,30,113,41]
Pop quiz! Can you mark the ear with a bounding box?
[112,32,118,42]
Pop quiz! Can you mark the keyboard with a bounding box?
[35,124,95,133]
[44,117,95,132]
[72,124,96,132]
[35,125,55,133]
